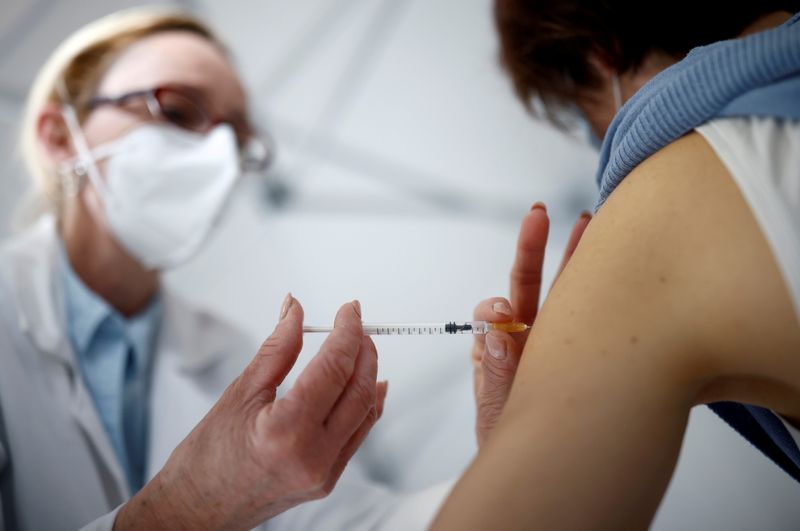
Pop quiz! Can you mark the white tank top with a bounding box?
[696,116,800,445]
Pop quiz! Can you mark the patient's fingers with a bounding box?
[510,204,549,327]
[473,297,513,324]
[476,330,521,448]
[472,297,513,355]
[472,297,513,397]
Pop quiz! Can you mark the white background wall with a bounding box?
[1,1,798,529]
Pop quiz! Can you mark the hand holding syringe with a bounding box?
[303,321,530,336]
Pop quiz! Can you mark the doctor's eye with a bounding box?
[154,88,212,132]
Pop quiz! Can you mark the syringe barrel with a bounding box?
[361,322,492,335]
[363,323,449,335]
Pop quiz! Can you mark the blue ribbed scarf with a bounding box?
[596,12,800,206]
[594,13,800,481]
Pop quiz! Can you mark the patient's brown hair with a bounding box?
[495,0,800,125]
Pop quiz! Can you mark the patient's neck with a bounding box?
[738,11,792,37]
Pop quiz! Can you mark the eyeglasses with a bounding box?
[86,84,274,172]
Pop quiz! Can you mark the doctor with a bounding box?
[0,8,389,530]
[0,7,560,531]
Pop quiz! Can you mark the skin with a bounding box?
[472,204,591,447]
[431,10,799,530]
[434,131,800,530]
[117,297,389,530]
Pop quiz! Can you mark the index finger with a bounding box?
[472,296,513,367]
[510,203,550,326]
[285,301,364,423]
[324,335,378,445]
[239,294,304,400]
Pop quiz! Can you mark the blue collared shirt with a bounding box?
[58,243,162,493]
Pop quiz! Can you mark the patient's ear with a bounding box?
[36,102,75,165]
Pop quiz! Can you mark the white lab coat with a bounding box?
[0,216,452,531]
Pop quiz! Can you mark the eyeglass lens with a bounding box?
[153,89,211,133]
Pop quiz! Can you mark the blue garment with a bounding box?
[58,244,161,493]
[594,13,800,481]
[596,11,800,208]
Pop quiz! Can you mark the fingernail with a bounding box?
[352,299,362,317]
[531,202,546,212]
[279,293,293,321]
[580,210,591,219]
[492,301,512,317]
[485,334,507,360]
[378,380,389,395]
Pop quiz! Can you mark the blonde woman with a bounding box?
[0,8,390,530]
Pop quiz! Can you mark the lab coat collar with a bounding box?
[0,215,228,374]
[0,215,72,364]
[0,215,239,505]
[0,216,130,500]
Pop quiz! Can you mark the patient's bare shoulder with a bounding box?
[555,131,800,412]
[432,133,800,531]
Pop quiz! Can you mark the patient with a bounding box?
[432,1,800,529]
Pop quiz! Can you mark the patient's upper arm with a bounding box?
[516,131,800,408]
[431,132,800,531]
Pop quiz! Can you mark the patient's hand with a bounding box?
[472,204,590,448]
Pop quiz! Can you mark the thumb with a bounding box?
[482,331,520,390]
[241,293,304,399]
[477,331,520,445]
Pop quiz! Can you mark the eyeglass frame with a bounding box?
[82,83,274,172]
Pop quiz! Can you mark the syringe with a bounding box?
[303,321,529,335]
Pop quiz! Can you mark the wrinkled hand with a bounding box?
[115,296,388,531]
[473,204,590,448]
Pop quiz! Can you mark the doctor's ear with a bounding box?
[36,102,75,165]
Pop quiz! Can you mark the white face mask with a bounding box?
[60,104,240,270]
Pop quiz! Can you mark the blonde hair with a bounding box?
[19,6,224,218]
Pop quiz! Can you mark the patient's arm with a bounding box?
[430,132,800,530]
